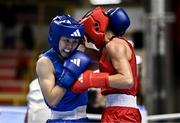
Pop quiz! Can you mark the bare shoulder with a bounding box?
[106,38,127,58]
[36,56,54,76]
[36,56,52,67]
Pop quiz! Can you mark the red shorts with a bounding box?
[101,106,142,123]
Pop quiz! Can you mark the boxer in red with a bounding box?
[72,7,142,123]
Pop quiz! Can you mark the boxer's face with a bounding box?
[59,36,79,57]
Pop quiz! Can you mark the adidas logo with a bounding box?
[70,29,81,37]
[53,16,72,25]
[54,19,71,25]
[70,58,81,67]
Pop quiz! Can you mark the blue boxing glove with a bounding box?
[58,50,91,88]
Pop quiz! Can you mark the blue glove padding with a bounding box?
[58,50,91,88]
[57,69,76,88]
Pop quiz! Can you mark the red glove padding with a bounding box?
[71,70,109,93]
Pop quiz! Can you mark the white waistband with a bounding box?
[51,105,87,120]
[106,94,137,108]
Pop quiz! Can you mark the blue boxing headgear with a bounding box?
[48,15,84,54]
[107,8,130,36]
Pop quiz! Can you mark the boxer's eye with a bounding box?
[95,23,99,32]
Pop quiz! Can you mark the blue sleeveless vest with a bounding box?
[42,48,88,111]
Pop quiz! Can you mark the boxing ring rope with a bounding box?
[0,106,27,114]
[1,106,180,122]
[147,113,180,121]
[87,113,101,120]
[87,113,180,122]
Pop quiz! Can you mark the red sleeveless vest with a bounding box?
[99,37,139,96]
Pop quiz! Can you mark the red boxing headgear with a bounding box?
[80,7,109,49]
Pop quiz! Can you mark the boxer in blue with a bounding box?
[36,15,91,123]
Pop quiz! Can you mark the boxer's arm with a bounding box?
[78,43,100,71]
[107,38,134,89]
[78,35,100,64]
[72,39,134,93]
[36,56,66,107]
[84,48,100,70]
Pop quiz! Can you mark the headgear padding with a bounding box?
[107,8,130,36]
[80,7,109,49]
[48,15,84,53]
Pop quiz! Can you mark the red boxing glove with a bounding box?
[71,70,109,93]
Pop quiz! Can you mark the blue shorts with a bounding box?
[46,117,89,123]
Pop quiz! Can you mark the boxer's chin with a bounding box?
[60,49,72,58]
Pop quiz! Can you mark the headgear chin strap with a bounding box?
[80,7,109,49]
[48,15,84,54]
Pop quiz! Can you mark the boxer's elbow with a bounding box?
[46,96,61,107]
[125,77,134,88]
[48,100,57,107]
